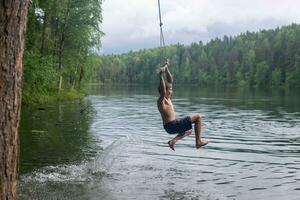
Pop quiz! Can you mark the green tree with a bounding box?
[286,55,300,89]
[255,61,270,88]
[94,23,300,91]
[271,67,281,88]
[23,0,103,103]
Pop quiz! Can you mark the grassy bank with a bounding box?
[22,89,85,105]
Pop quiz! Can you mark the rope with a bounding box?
[158,0,166,66]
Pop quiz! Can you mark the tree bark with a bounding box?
[0,0,29,199]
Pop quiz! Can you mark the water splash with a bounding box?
[18,134,143,199]
[20,134,143,184]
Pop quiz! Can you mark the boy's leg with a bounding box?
[190,114,209,148]
[168,130,192,151]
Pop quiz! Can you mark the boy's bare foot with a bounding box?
[196,139,209,149]
[168,140,175,151]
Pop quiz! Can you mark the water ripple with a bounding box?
[18,92,300,200]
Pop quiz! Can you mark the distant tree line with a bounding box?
[94,24,300,89]
[23,0,103,101]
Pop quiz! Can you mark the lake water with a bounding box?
[18,85,300,200]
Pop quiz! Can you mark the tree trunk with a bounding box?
[0,0,29,199]
[58,37,64,92]
[78,64,84,89]
[57,26,65,92]
[57,6,70,92]
[40,10,48,58]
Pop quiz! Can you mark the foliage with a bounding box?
[94,24,300,90]
[23,0,103,104]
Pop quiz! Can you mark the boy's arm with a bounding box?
[165,66,173,84]
[163,60,173,84]
[158,70,166,100]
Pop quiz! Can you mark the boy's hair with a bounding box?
[158,82,172,95]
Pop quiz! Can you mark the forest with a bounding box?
[23,0,300,105]
[94,24,300,90]
[22,0,103,103]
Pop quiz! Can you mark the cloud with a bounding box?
[101,0,300,54]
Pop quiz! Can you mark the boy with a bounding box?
[157,61,209,151]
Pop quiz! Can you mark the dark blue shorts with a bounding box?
[163,116,192,135]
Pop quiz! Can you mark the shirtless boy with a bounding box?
[157,61,209,151]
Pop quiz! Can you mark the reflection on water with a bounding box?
[18,85,300,199]
[19,100,98,174]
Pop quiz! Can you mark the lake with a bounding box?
[18,85,300,200]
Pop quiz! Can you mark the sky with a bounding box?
[101,0,300,54]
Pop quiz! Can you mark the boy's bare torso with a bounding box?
[157,97,176,124]
[156,62,209,150]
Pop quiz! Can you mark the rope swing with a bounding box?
[157,0,167,66]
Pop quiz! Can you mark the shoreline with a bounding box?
[22,89,85,106]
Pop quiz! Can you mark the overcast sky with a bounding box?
[101,0,300,54]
